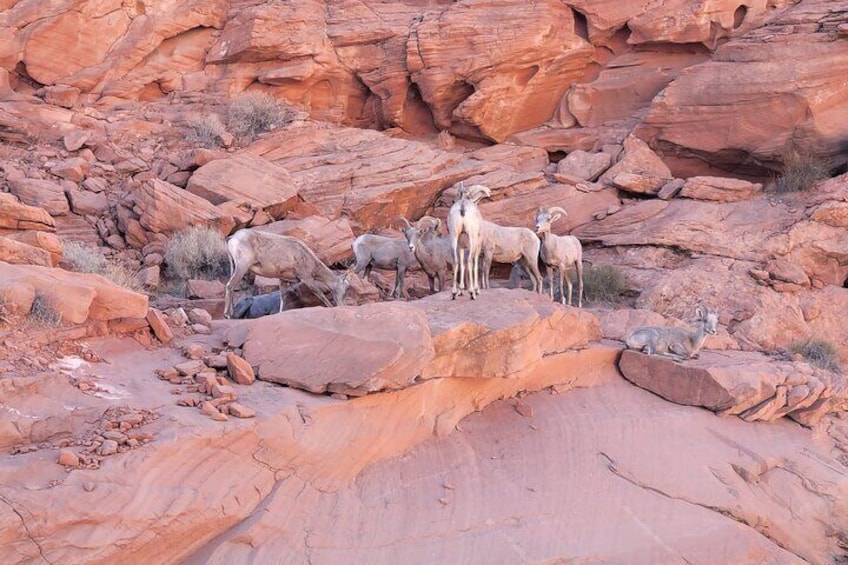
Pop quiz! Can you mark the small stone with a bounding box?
[174,359,207,377]
[187,308,213,326]
[227,353,255,385]
[98,439,119,456]
[102,430,128,443]
[146,308,173,344]
[127,438,140,448]
[182,344,205,360]
[211,383,236,400]
[170,307,189,326]
[205,354,229,369]
[83,482,95,492]
[227,403,256,419]
[58,449,80,467]
[191,323,211,335]
[199,401,219,416]
[210,411,229,422]
[196,374,219,394]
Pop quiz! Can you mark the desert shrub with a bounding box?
[185,113,227,147]
[164,225,229,281]
[789,339,842,373]
[62,241,142,292]
[582,264,630,305]
[29,292,62,326]
[775,149,830,194]
[227,92,293,142]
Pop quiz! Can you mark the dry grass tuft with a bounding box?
[227,92,294,143]
[164,226,229,281]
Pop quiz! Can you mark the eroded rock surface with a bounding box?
[618,349,848,426]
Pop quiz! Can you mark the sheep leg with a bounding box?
[470,247,480,299]
[575,259,584,308]
[564,267,573,306]
[224,261,250,319]
[395,266,405,300]
[451,243,461,299]
[481,252,491,290]
[527,257,543,294]
[546,265,555,301]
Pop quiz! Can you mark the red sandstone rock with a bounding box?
[131,179,235,237]
[226,353,255,386]
[7,178,70,216]
[146,308,173,344]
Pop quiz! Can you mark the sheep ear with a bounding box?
[551,213,562,222]
[695,304,705,318]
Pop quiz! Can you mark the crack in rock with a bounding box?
[598,451,808,563]
[0,492,54,564]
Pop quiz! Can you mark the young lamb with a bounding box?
[625,305,719,360]
[534,206,584,307]
[352,225,417,299]
[224,229,353,318]
[479,219,543,293]
[403,216,454,293]
[447,183,491,299]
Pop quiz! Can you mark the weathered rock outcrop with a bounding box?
[229,290,600,396]
[0,261,148,323]
[618,349,847,426]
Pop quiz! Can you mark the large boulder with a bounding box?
[234,302,435,396]
[186,152,300,220]
[618,349,847,426]
[0,262,149,324]
[131,178,235,237]
[0,193,54,233]
[229,289,601,396]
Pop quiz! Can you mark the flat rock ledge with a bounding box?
[618,349,848,426]
[225,289,601,397]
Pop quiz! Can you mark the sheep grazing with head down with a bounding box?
[224,229,353,318]
[534,206,584,307]
[447,183,491,300]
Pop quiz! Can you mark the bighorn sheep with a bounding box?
[231,292,281,319]
[534,206,584,307]
[479,220,543,292]
[447,183,491,299]
[403,216,454,293]
[352,223,417,299]
[224,229,352,318]
[624,305,719,360]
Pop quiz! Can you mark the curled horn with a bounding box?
[547,206,568,217]
[416,215,440,230]
[466,184,492,203]
[396,216,412,229]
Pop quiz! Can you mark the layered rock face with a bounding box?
[2,300,846,564]
[2,0,846,171]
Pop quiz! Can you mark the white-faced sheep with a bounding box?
[352,224,417,299]
[534,206,584,307]
[224,229,353,318]
[624,305,719,360]
[403,216,454,293]
[447,183,491,299]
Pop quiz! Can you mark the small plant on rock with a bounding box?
[582,264,630,305]
[29,292,62,326]
[227,91,293,143]
[185,113,227,148]
[62,241,142,292]
[164,225,229,281]
[775,148,830,194]
[789,339,842,373]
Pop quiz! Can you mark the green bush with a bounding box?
[185,113,227,148]
[789,339,842,373]
[62,241,142,292]
[29,292,62,326]
[227,92,293,142]
[582,264,630,305]
[164,226,229,281]
[775,149,830,194]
